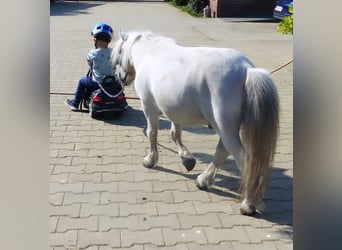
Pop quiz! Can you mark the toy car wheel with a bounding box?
[83,99,89,110]
[89,99,98,118]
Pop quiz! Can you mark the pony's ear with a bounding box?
[119,30,128,41]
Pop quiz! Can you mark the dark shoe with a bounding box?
[65,99,79,111]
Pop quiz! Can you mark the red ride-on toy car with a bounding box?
[81,73,128,119]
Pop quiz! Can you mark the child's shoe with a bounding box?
[65,99,79,111]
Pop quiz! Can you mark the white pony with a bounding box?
[112,31,279,215]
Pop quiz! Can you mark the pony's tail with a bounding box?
[240,68,279,207]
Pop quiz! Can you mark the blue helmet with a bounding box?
[91,23,113,41]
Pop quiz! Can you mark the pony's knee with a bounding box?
[222,139,244,170]
[170,123,181,142]
[146,126,157,137]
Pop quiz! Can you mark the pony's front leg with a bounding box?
[171,122,196,171]
[196,139,229,189]
[143,116,159,168]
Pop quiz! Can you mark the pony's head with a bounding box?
[111,30,178,85]
[111,30,140,86]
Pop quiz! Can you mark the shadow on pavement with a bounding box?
[50,1,103,16]
[256,167,293,226]
[156,152,292,227]
[99,106,292,227]
[100,106,216,135]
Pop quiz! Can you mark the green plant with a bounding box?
[277,5,293,35]
[169,0,202,17]
[174,0,189,6]
[188,0,208,13]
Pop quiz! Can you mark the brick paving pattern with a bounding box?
[51,1,293,249]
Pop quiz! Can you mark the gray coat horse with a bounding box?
[112,31,279,215]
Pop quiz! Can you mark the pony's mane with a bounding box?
[141,32,178,45]
[111,37,125,66]
[111,31,178,66]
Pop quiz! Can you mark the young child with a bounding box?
[65,23,116,111]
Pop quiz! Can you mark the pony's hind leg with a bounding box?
[207,123,256,215]
[217,131,256,216]
[196,139,230,189]
[171,122,196,171]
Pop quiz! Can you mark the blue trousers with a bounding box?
[73,76,99,105]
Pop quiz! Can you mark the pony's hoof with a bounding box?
[195,175,210,190]
[181,156,196,171]
[196,182,208,190]
[143,162,155,169]
[143,157,156,169]
[240,206,256,216]
[240,201,256,216]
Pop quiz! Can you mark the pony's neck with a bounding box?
[131,36,157,64]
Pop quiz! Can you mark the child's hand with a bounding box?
[87,59,93,66]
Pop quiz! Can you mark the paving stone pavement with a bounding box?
[50,1,293,249]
